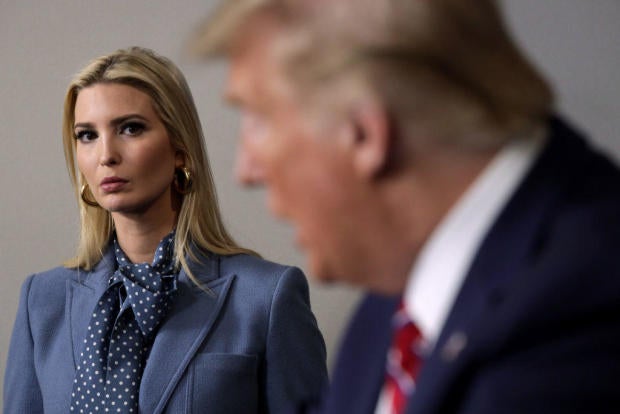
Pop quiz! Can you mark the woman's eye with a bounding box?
[120,122,145,136]
[75,130,97,142]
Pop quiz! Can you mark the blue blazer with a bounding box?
[4,250,327,413]
[317,117,620,414]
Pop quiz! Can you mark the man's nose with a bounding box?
[235,140,265,186]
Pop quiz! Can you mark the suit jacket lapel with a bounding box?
[325,294,399,414]
[140,252,235,414]
[408,117,588,414]
[68,251,115,368]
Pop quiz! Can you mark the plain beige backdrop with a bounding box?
[1,1,619,409]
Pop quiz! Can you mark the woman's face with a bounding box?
[74,83,183,220]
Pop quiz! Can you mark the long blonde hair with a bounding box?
[63,47,256,279]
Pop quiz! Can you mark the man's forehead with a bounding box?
[227,6,300,59]
[225,27,298,109]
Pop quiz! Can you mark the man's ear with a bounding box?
[348,102,392,179]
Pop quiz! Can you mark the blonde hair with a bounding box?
[192,0,553,149]
[63,47,256,278]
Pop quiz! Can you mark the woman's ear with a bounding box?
[175,151,185,168]
[349,102,392,179]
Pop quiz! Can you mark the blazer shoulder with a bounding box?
[23,265,80,297]
[16,266,83,314]
[216,253,310,312]
[219,253,300,283]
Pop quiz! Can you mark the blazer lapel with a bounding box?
[407,117,589,414]
[140,253,235,414]
[67,251,115,368]
[324,294,399,414]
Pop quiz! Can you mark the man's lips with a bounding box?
[100,177,128,192]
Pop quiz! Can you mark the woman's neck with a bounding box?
[112,214,177,264]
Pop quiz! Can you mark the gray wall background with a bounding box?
[1,0,619,408]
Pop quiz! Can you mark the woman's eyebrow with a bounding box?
[74,114,149,130]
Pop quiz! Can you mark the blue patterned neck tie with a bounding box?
[70,232,178,414]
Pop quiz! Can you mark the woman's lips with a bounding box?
[100,177,128,192]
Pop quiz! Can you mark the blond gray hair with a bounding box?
[191,0,553,149]
[63,47,255,278]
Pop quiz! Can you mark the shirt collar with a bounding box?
[404,125,547,348]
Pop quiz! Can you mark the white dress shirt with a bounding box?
[375,126,546,414]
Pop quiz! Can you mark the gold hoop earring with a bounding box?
[174,167,193,195]
[80,183,100,207]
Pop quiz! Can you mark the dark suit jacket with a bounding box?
[318,117,620,414]
[4,251,327,414]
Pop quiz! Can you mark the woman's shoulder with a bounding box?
[212,254,316,335]
[217,253,309,296]
[15,266,83,316]
[26,265,80,286]
[219,253,292,275]
[21,265,81,295]
[218,253,306,282]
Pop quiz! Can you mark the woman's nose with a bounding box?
[98,134,121,166]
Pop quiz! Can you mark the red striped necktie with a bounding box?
[383,302,424,414]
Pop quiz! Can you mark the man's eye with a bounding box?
[75,130,97,142]
[120,122,145,136]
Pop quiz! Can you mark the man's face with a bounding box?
[225,23,377,286]
[223,17,487,294]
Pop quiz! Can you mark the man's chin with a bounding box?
[306,257,343,286]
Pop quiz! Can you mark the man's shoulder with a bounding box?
[544,116,620,190]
